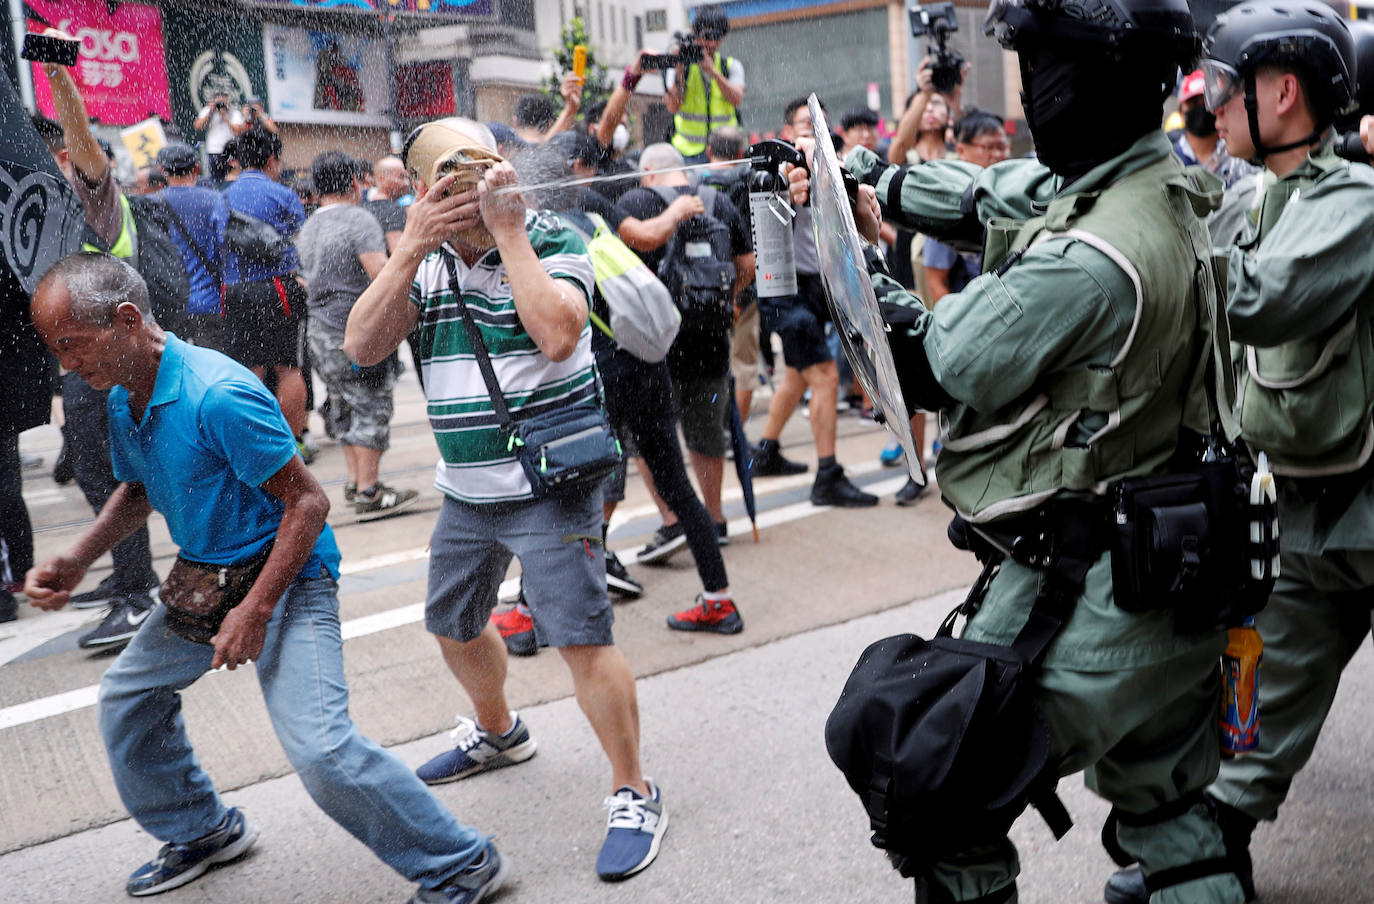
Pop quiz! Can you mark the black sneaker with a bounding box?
[810,466,879,508]
[0,587,16,624]
[716,522,730,546]
[126,807,259,896]
[79,595,155,650]
[606,551,644,598]
[894,477,927,506]
[638,523,687,565]
[749,443,808,477]
[52,447,74,485]
[69,575,127,610]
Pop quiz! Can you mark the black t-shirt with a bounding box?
[616,184,751,275]
[362,198,407,236]
[578,187,627,232]
[617,184,752,379]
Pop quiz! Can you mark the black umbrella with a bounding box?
[0,65,87,294]
[726,376,760,543]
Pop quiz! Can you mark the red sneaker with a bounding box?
[490,606,538,656]
[666,595,743,634]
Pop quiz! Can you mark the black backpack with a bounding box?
[652,186,736,334]
[84,195,192,335]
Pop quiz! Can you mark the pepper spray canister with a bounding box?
[747,139,805,298]
[1220,616,1263,755]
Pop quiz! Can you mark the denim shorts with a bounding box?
[425,490,612,647]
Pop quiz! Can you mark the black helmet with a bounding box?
[984,0,1200,69]
[1346,20,1374,120]
[1201,2,1355,117]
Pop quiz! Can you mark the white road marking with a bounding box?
[0,471,918,732]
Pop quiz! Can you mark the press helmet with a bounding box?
[1202,1,1355,157]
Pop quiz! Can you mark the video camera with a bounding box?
[641,32,707,72]
[909,2,965,94]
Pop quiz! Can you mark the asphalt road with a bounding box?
[2,370,1371,903]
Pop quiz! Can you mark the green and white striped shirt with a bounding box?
[410,210,598,504]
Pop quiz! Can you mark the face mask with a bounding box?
[1183,106,1217,138]
[1019,49,1163,181]
[612,124,630,153]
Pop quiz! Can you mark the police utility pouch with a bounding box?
[1109,441,1277,631]
[443,253,620,500]
[160,548,272,645]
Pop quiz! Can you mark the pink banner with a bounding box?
[29,0,172,126]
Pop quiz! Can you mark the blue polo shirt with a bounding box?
[222,169,305,285]
[109,334,340,577]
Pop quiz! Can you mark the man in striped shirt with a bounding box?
[345,119,667,890]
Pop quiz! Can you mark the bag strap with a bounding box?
[944,500,1105,668]
[161,197,223,283]
[442,251,514,431]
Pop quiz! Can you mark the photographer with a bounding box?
[663,4,744,165]
[889,55,962,164]
[240,96,279,137]
[194,91,248,182]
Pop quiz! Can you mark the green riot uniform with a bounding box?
[1207,138,1374,822]
[846,134,1244,904]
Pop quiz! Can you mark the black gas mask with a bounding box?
[1019,47,1168,180]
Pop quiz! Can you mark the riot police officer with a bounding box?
[1105,4,1374,903]
[829,0,1249,900]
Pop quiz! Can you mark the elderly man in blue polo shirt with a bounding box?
[25,251,505,904]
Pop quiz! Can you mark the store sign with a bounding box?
[264,24,391,126]
[162,9,269,148]
[28,0,172,125]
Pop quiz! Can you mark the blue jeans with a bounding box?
[98,574,484,889]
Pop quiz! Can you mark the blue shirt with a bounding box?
[222,170,305,284]
[922,238,982,296]
[159,185,228,315]
[109,334,340,577]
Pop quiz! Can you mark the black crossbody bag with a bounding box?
[442,253,620,499]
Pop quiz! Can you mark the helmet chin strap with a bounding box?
[1243,73,1324,163]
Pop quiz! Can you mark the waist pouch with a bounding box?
[160,547,272,645]
[1110,444,1277,631]
[509,402,622,500]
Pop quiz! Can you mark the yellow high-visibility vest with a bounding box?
[671,53,739,158]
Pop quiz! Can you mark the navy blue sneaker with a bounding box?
[596,779,667,881]
[416,714,538,784]
[412,842,509,903]
[126,807,259,896]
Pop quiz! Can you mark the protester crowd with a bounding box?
[7,0,1374,901]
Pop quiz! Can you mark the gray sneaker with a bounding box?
[355,483,420,521]
[416,713,538,784]
[412,842,509,904]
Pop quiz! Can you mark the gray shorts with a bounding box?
[425,489,613,647]
[308,325,395,451]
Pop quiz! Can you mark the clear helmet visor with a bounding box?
[1201,59,1242,112]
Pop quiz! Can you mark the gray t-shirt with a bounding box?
[296,204,386,334]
